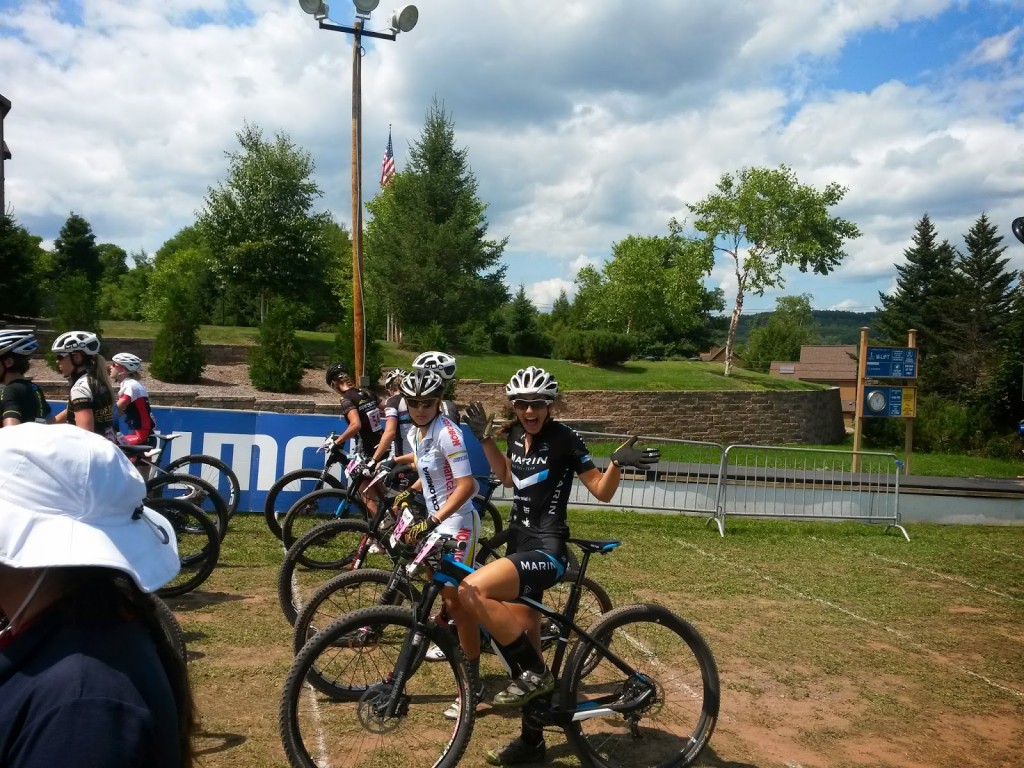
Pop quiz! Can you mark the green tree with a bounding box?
[51,212,102,285]
[249,301,306,393]
[688,165,861,374]
[96,243,130,319]
[568,221,722,357]
[504,285,551,356]
[875,214,961,395]
[944,214,1016,402]
[742,294,818,372]
[198,122,333,323]
[144,247,216,322]
[364,100,509,340]
[100,250,154,321]
[51,274,103,355]
[0,212,45,316]
[149,281,206,384]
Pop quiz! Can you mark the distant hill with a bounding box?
[723,310,879,347]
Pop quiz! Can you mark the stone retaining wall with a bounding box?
[456,380,846,444]
[35,377,844,445]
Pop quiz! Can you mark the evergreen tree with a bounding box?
[0,212,44,316]
[51,212,103,285]
[364,99,509,342]
[505,285,550,356]
[875,214,960,395]
[149,281,206,384]
[249,301,306,393]
[945,214,1016,401]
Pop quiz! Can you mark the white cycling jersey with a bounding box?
[412,413,477,521]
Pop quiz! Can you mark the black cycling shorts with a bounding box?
[506,549,568,600]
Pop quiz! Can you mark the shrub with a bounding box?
[584,330,633,366]
[249,303,305,393]
[149,284,206,383]
[914,393,976,453]
[509,329,552,358]
[552,331,587,362]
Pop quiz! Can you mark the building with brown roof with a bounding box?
[1,93,10,214]
[771,344,858,429]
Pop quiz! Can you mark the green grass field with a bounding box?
[174,511,1024,768]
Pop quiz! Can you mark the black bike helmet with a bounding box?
[325,363,349,387]
[399,369,445,399]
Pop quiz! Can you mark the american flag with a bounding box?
[380,129,395,187]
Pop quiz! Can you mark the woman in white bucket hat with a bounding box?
[0,423,195,767]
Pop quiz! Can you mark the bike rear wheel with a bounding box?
[264,469,344,540]
[164,453,241,519]
[561,604,719,768]
[279,605,475,768]
[282,488,367,551]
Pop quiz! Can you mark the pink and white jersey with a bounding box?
[412,413,477,521]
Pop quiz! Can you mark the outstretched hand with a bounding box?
[464,402,497,440]
[611,436,660,469]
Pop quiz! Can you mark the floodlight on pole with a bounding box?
[297,0,418,386]
[390,5,418,33]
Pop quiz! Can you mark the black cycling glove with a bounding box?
[610,436,660,469]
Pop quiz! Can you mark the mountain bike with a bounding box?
[263,432,348,540]
[279,532,719,768]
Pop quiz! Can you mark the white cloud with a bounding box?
[2,0,1023,314]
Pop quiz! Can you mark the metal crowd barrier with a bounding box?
[715,444,907,540]
[491,432,908,540]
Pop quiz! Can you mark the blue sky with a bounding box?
[2,0,1022,316]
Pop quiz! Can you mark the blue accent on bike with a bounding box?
[600,541,621,552]
[435,574,460,587]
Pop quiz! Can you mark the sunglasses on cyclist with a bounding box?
[407,398,439,409]
[55,353,70,361]
[513,399,550,410]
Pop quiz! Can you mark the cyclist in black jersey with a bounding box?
[327,363,386,513]
[51,331,118,442]
[0,329,51,427]
[459,366,660,766]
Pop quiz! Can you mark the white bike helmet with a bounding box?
[412,351,457,381]
[506,366,559,402]
[111,352,143,373]
[0,329,39,357]
[400,369,445,399]
[384,368,408,388]
[51,330,101,356]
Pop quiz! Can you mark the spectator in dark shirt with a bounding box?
[0,423,196,767]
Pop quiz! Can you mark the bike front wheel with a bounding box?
[280,604,475,768]
[561,603,720,768]
[264,469,344,540]
[292,567,419,654]
[282,488,367,551]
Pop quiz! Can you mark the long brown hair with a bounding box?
[54,568,196,767]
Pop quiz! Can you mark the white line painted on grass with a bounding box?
[674,539,1024,701]
[980,546,1024,561]
[808,536,1023,603]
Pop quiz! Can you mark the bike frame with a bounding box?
[375,537,646,726]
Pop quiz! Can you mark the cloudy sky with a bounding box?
[2,0,1023,315]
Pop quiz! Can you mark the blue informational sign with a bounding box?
[46,403,494,514]
[866,347,918,378]
[862,387,917,418]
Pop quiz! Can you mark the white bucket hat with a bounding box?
[0,423,180,593]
